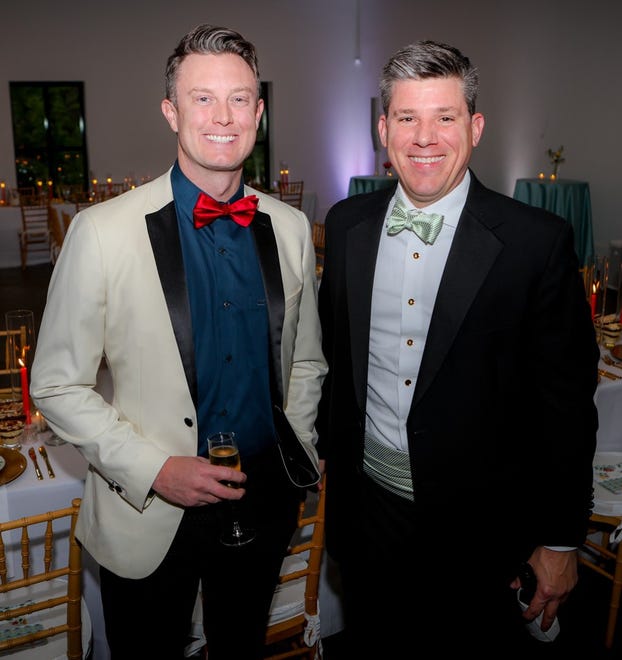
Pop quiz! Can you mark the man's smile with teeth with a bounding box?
[205,134,236,143]
[410,155,444,163]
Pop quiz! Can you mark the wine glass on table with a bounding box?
[208,431,256,547]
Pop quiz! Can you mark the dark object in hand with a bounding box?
[518,562,537,603]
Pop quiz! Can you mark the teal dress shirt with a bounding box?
[171,163,275,458]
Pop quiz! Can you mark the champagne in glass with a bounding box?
[208,431,255,546]
[209,443,240,472]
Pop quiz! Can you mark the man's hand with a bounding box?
[510,546,577,632]
[152,456,246,507]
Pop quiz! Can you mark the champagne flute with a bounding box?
[208,431,255,547]
[34,410,66,446]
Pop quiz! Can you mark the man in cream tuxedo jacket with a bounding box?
[31,24,326,660]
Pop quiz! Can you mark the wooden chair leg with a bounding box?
[605,541,622,648]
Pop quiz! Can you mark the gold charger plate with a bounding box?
[0,446,27,486]
[611,344,622,361]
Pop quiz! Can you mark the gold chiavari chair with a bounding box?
[0,498,91,659]
[18,202,50,269]
[278,181,304,210]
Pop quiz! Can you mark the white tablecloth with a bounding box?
[301,192,317,222]
[595,349,622,453]
[0,438,107,659]
[590,348,622,517]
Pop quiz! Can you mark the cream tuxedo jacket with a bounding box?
[31,169,327,578]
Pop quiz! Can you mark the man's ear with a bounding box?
[161,98,179,133]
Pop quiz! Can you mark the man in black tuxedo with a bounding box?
[317,40,599,655]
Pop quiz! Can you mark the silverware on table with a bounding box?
[27,447,44,480]
[38,445,56,478]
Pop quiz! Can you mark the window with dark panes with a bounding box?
[243,81,272,191]
[10,82,89,197]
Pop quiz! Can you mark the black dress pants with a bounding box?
[100,445,302,660]
[336,474,560,659]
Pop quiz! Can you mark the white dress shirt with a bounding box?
[364,172,574,550]
[365,171,471,451]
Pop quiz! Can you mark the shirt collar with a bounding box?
[171,161,246,221]
[393,170,471,228]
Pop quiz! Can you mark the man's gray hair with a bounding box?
[380,40,478,116]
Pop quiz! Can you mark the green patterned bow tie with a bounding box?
[386,201,444,244]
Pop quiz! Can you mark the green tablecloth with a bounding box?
[348,175,396,197]
[513,178,595,266]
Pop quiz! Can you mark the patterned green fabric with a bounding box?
[363,432,413,500]
[386,198,443,244]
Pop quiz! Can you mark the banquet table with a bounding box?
[0,438,107,659]
[595,347,622,453]
[512,178,595,266]
[347,175,396,197]
[0,203,76,269]
[301,191,318,222]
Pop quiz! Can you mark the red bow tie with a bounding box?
[193,193,259,229]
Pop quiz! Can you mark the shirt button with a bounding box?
[412,252,420,259]
[406,339,414,346]
[404,379,412,386]
[184,418,193,427]
[223,301,231,309]
[218,247,226,255]
[408,298,415,306]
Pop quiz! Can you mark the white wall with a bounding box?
[1,0,620,255]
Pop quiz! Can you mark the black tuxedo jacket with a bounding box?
[317,171,599,572]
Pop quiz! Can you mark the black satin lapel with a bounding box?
[145,202,197,406]
[412,209,503,407]
[250,210,285,403]
[346,211,386,412]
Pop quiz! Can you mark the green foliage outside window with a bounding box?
[243,81,272,191]
[10,82,89,196]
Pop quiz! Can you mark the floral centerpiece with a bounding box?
[547,146,565,178]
